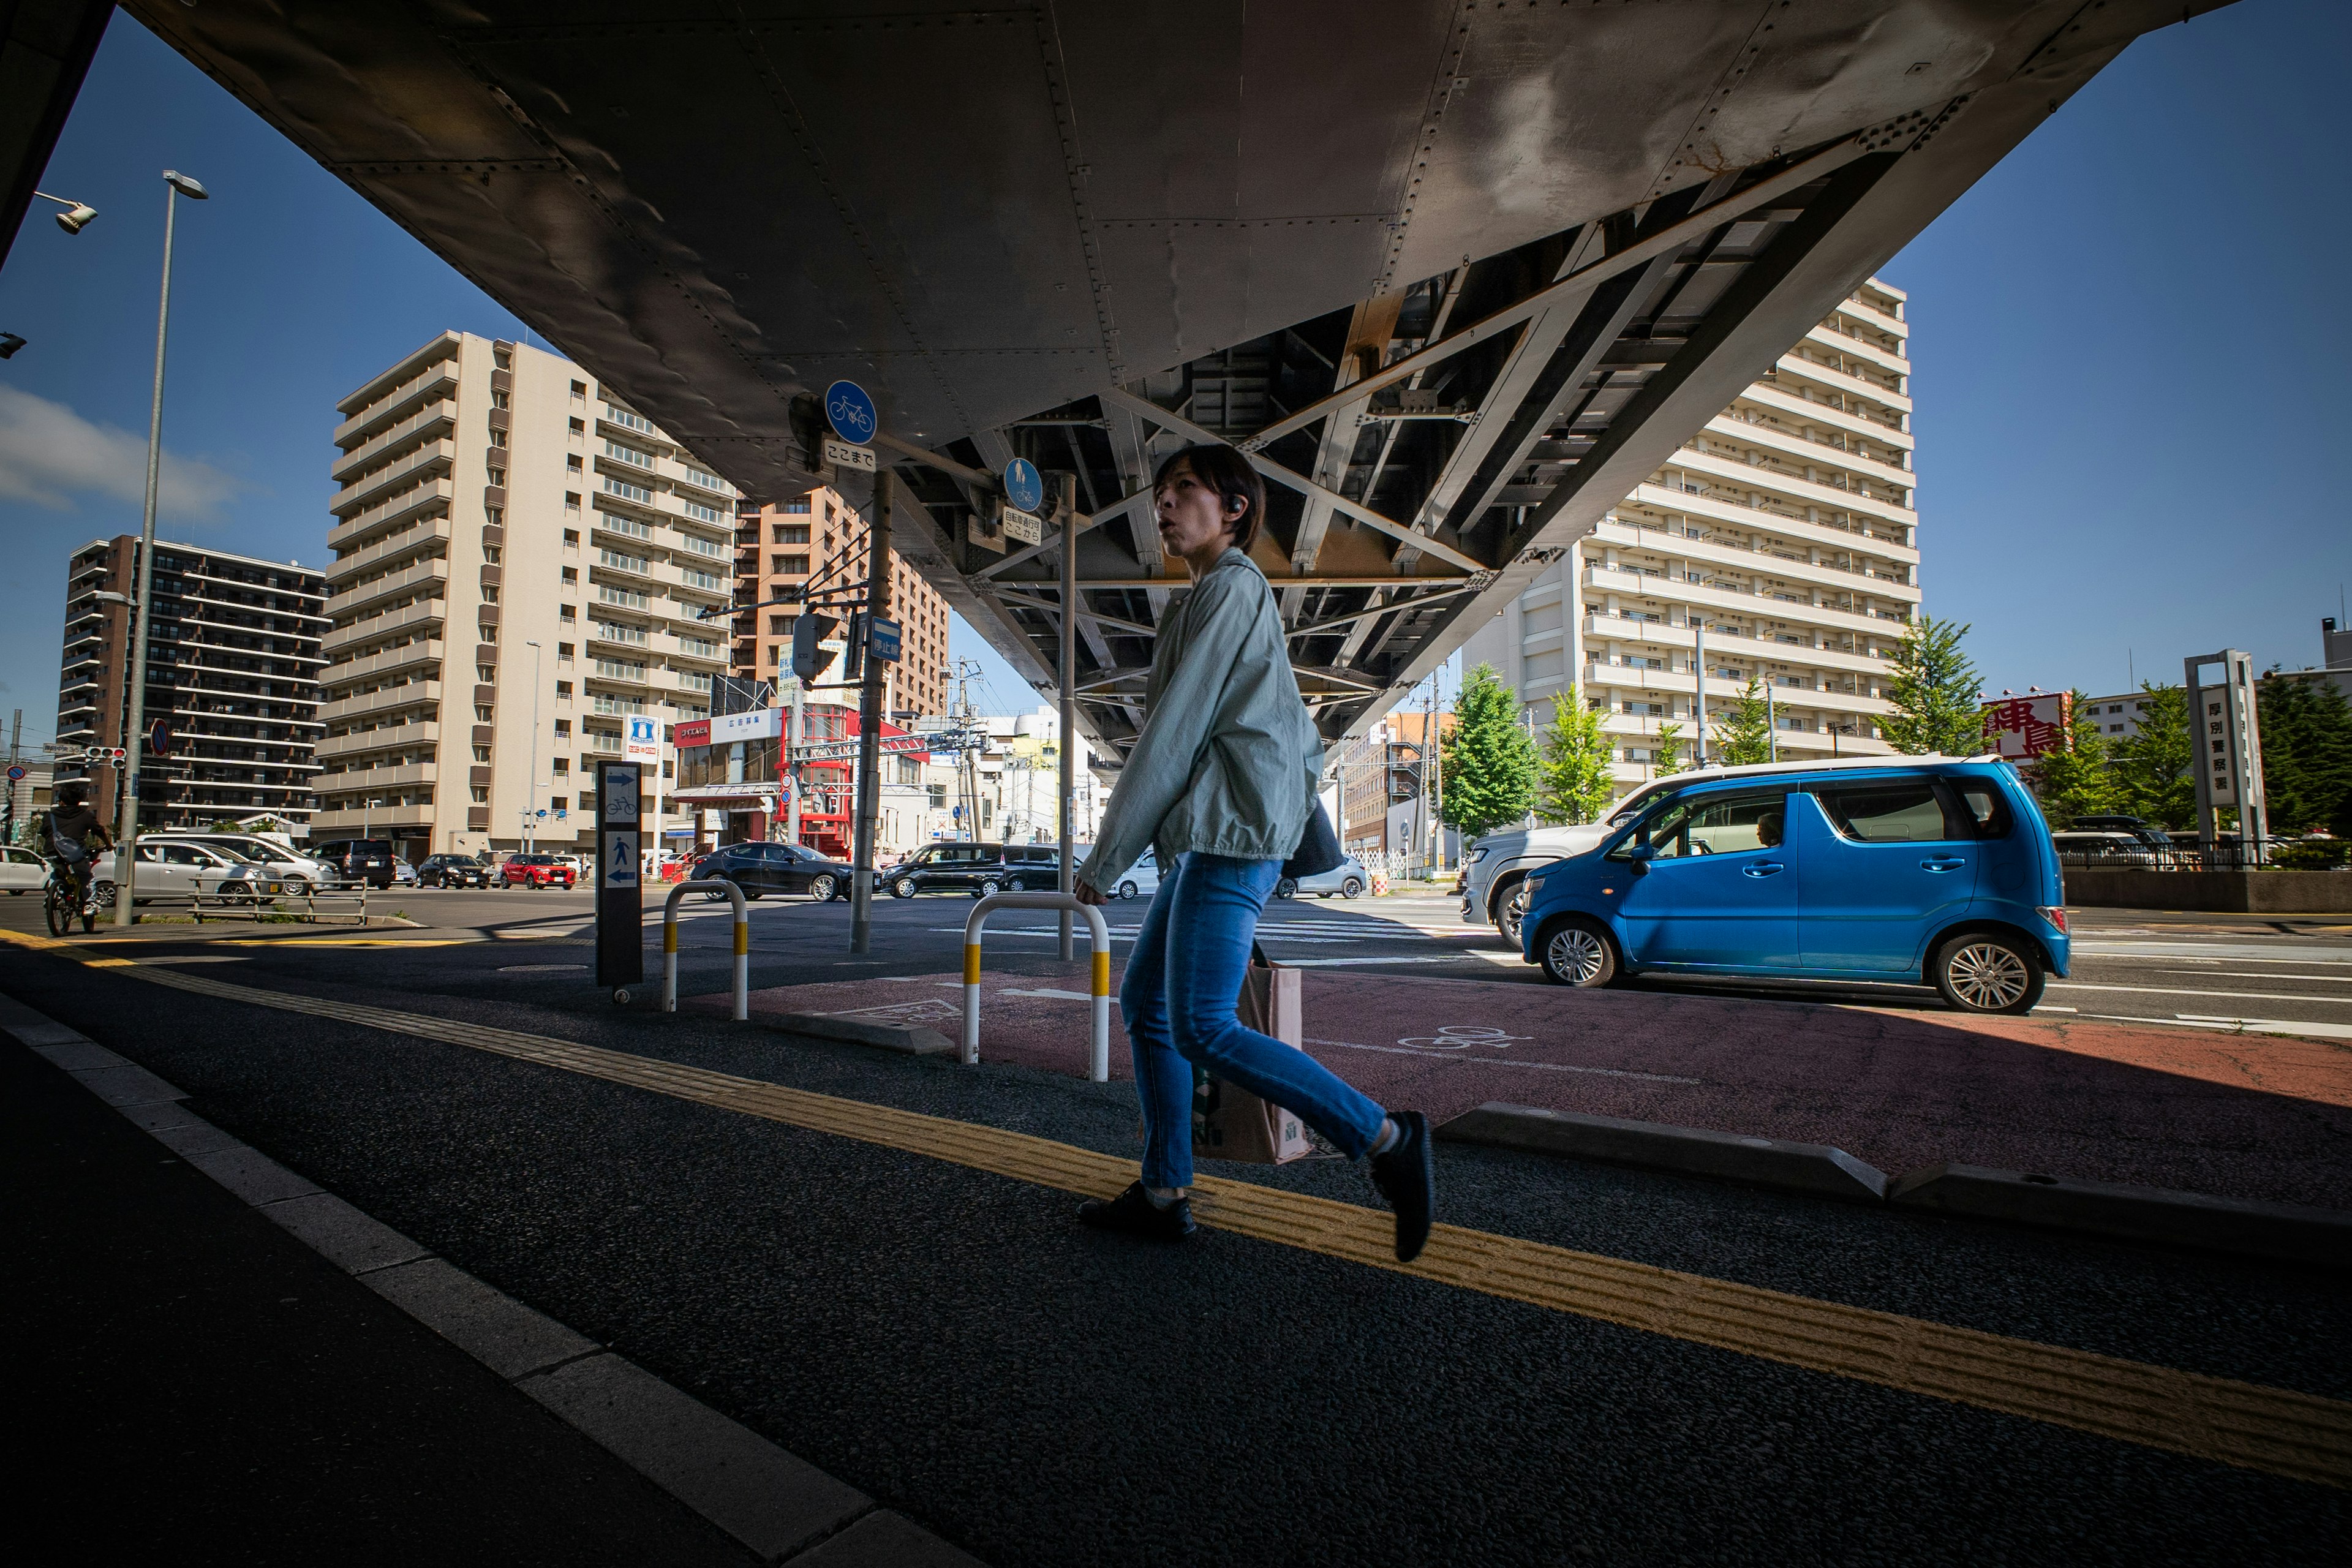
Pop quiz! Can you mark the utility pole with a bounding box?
[1056,470,1077,959]
[1693,615,1708,768]
[785,674,804,848]
[4,708,20,845]
[1430,670,1446,876]
[850,466,891,953]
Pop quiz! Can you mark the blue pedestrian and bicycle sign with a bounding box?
[1003,457,1043,515]
[824,379,877,444]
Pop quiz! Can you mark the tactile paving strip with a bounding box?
[7,927,2345,1491]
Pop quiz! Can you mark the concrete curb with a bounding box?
[1437,1101,2352,1272]
[1438,1102,1890,1203]
[0,995,985,1567]
[761,1011,956,1057]
[1888,1164,2352,1272]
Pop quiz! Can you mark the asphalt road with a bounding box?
[4,884,2348,1561]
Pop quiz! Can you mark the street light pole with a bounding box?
[116,170,207,925]
[526,640,543,853]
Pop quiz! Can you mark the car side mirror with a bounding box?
[1626,843,1656,875]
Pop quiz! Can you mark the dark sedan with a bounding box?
[691,841,862,902]
[418,853,492,888]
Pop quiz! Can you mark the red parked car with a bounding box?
[500,852,577,889]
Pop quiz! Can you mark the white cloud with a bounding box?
[0,384,251,521]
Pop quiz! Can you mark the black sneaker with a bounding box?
[1077,1182,1196,1241]
[1368,1112,1435,1262]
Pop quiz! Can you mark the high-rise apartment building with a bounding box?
[733,491,950,720]
[1463,277,1919,795]
[56,537,325,834]
[318,331,736,860]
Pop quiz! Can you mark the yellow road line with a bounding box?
[5,925,2346,1490]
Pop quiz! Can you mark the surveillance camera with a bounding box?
[0,333,24,360]
[55,205,96,235]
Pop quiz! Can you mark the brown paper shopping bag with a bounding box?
[1191,948,1314,1164]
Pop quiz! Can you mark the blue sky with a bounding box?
[1,2,2344,753]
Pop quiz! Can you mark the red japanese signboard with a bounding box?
[1978,693,2070,759]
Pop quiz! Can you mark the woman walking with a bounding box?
[1073,443,1437,1262]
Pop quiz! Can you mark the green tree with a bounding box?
[2110,683,2195,829]
[1534,687,1615,825]
[2257,674,2352,836]
[1653,719,1686,778]
[1440,662,1536,838]
[1881,615,1983,755]
[1709,676,1774,766]
[2031,690,2117,827]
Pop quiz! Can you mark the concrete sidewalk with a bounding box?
[724,967,2352,1210]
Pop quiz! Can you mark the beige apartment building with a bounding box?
[316,332,734,859]
[734,491,949,721]
[1463,277,1920,796]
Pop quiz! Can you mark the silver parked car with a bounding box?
[146,832,333,894]
[1275,855,1369,900]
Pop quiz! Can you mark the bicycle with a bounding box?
[43,861,102,937]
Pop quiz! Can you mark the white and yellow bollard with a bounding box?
[662,879,750,1021]
[962,891,1112,1081]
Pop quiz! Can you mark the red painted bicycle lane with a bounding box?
[718,968,2352,1208]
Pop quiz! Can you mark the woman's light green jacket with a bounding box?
[1077,548,1324,890]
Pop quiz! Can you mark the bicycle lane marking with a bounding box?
[1,925,2345,1492]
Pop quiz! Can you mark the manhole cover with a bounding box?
[497,963,589,973]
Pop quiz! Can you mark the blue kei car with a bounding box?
[1519,759,2069,1014]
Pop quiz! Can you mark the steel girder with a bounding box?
[64,1,2234,768]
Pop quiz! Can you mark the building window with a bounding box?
[569,417,585,433]
[554,719,571,736]
[487,464,506,486]
[769,614,794,636]
[472,786,489,803]
[559,605,576,622]
[771,554,809,575]
[567,454,583,472]
[473,745,492,763]
[571,380,587,399]
[557,643,574,659]
[772,524,810,545]
[783,499,811,514]
[562,529,579,547]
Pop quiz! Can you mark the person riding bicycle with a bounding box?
[35,781,112,905]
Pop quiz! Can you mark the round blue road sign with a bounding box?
[823,379,878,444]
[6,765,23,781]
[1003,456,1043,515]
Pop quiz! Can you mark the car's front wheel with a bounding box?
[1273,877,1297,900]
[1003,875,1026,893]
[701,883,731,903]
[1539,918,1619,988]
[891,876,918,899]
[976,878,1001,897]
[1931,932,2044,1015]
[1117,881,1138,900]
[1341,876,1365,899]
[808,873,839,902]
[1496,879,1531,945]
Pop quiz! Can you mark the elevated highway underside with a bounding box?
[9,1,2226,755]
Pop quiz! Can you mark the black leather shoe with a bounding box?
[1077,1181,1195,1241]
[1368,1111,1435,1262]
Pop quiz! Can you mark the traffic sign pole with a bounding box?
[596,761,645,992]
[849,465,892,954]
[1057,470,1077,960]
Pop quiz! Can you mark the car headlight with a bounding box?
[1525,876,1546,897]
[1463,846,1488,865]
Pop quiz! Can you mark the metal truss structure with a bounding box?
[4,1,2231,767]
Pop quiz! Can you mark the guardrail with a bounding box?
[660,878,748,1020]
[962,892,1110,1082]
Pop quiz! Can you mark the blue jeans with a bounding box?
[1121,851,1388,1188]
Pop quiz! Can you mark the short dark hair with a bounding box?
[57,780,88,805]
[1153,443,1266,555]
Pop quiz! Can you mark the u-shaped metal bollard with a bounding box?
[963,891,1112,1082]
[662,879,749,1021]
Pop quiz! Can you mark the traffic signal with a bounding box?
[842,612,867,684]
[792,611,837,686]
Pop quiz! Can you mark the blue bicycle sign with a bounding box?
[1003,456,1043,514]
[824,379,878,444]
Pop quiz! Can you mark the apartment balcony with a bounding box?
[1588,521,1918,597]
[1741,378,1907,445]
[328,477,455,552]
[317,680,442,726]
[332,438,454,518]
[1580,665,1894,719]
[1675,440,1910,518]
[326,557,450,622]
[589,507,657,546]
[323,597,447,655]
[1775,344,1907,410]
[1705,407,1912,483]
[1618,484,1910,558]
[314,760,438,795]
[1807,316,1907,373]
[1583,567,1910,636]
[331,397,456,484]
[1579,615,1895,677]
[584,659,654,692]
[317,721,440,761]
[325,638,444,687]
[333,355,459,447]
[309,802,435,832]
[326,517,453,586]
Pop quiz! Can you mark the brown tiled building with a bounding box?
[733,487,949,719]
